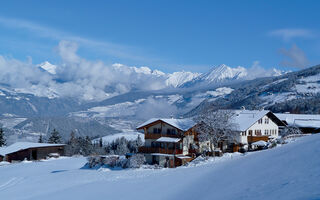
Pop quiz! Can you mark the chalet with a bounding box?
[228,110,285,151]
[137,118,212,168]
[275,113,320,134]
[0,142,65,163]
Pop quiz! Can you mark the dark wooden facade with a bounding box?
[5,145,65,162]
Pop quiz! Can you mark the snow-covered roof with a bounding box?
[136,118,196,131]
[230,110,270,132]
[0,142,65,156]
[156,137,181,143]
[251,140,268,146]
[275,113,320,128]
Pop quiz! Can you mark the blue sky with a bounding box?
[0,0,319,73]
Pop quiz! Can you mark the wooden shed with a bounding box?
[0,142,65,163]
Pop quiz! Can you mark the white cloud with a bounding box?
[0,41,171,101]
[268,28,314,41]
[279,44,309,68]
[246,61,283,79]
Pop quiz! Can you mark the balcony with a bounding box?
[144,133,181,140]
[247,136,269,143]
[138,146,183,154]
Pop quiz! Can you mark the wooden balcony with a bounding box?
[247,136,269,143]
[138,146,183,154]
[144,133,181,140]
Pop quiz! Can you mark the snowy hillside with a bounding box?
[0,134,319,200]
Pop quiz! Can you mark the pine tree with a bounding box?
[38,134,44,143]
[48,129,62,144]
[0,128,6,147]
[99,137,103,147]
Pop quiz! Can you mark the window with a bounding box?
[167,129,176,135]
[255,130,261,136]
[265,118,269,124]
[153,128,161,134]
[248,130,252,136]
[258,119,263,124]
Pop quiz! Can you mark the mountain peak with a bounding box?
[204,64,247,82]
[38,61,57,75]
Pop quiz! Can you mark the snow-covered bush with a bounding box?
[280,126,302,138]
[87,154,145,169]
[128,154,146,168]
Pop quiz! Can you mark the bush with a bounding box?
[87,154,145,169]
[128,154,146,168]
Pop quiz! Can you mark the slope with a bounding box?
[0,134,319,200]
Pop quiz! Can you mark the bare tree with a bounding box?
[194,109,238,151]
[280,125,302,138]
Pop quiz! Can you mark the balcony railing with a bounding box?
[138,146,183,154]
[247,136,269,143]
[144,133,181,140]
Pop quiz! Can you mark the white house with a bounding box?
[230,110,285,146]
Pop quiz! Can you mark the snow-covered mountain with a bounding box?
[37,61,57,75]
[0,58,298,143]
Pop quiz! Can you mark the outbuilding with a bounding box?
[0,142,65,162]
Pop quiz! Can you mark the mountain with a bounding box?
[186,64,320,116]
[38,61,57,75]
[0,60,297,144]
[181,64,247,88]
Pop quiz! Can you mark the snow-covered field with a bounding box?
[0,134,320,200]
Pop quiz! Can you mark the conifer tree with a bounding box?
[48,129,62,144]
[0,127,6,147]
[38,133,44,143]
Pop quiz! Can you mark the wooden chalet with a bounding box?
[0,142,65,163]
[137,118,212,168]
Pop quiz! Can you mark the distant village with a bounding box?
[1,108,319,168]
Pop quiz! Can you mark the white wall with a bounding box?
[237,115,279,144]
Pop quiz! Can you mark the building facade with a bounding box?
[137,118,212,167]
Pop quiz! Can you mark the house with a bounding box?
[137,118,212,167]
[275,113,320,134]
[227,110,286,151]
[0,142,65,163]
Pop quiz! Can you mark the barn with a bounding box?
[0,142,65,163]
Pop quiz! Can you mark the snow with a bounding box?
[165,71,200,87]
[0,134,319,199]
[231,110,270,131]
[0,142,65,156]
[251,140,267,146]
[156,137,181,143]
[275,113,320,128]
[37,61,57,75]
[73,99,146,118]
[203,64,247,82]
[92,132,144,144]
[206,87,234,97]
[137,118,196,131]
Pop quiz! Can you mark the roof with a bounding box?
[230,110,285,132]
[136,118,196,131]
[275,113,320,128]
[0,142,65,156]
[230,110,270,132]
[156,137,181,143]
